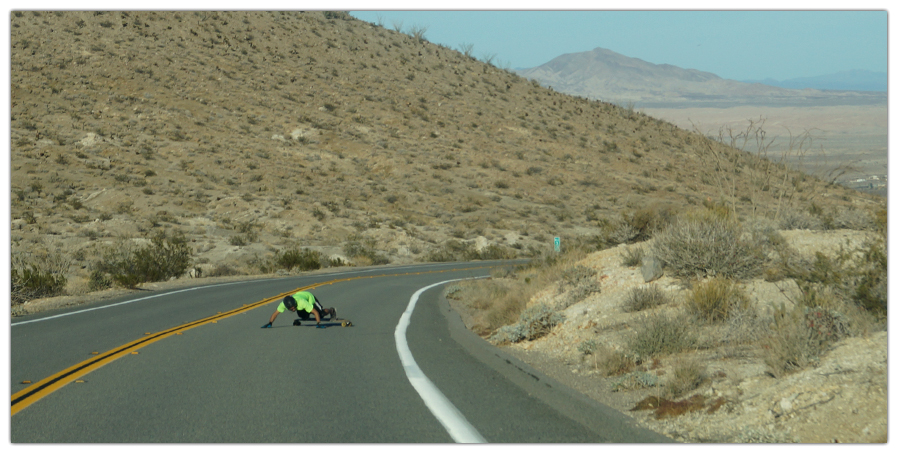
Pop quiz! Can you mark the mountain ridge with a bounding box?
[516,47,886,108]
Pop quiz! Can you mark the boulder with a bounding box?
[641,255,664,282]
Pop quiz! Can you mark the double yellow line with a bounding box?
[11,266,489,416]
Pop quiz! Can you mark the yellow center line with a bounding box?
[11,265,490,416]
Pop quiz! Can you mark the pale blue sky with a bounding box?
[349,10,887,81]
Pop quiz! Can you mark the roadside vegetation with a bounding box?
[450,201,886,392]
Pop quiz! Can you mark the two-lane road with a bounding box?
[10,261,670,443]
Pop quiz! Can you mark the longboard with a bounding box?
[294,319,353,327]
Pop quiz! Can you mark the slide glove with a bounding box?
[316,324,326,329]
[261,323,272,329]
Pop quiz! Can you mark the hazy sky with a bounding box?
[349,9,888,81]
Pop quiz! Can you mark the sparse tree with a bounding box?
[408,24,427,43]
[459,42,474,58]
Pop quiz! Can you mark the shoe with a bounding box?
[292,319,301,326]
[330,308,337,320]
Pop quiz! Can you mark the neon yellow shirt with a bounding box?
[277,291,316,313]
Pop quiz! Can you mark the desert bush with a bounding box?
[650,209,766,279]
[823,207,874,230]
[577,338,600,355]
[620,245,645,267]
[762,306,825,377]
[589,346,638,377]
[664,358,706,398]
[208,264,242,277]
[228,234,250,246]
[489,303,565,344]
[779,234,887,320]
[343,237,389,265]
[425,240,477,262]
[778,207,822,230]
[685,277,750,323]
[558,265,600,305]
[853,237,887,318]
[624,206,675,242]
[627,312,697,359]
[477,244,515,260]
[88,268,111,292]
[610,371,658,392]
[11,251,70,305]
[621,284,669,312]
[94,231,192,288]
[274,247,323,271]
[724,305,770,346]
[663,358,706,398]
[598,216,639,246]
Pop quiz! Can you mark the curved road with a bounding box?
[10,261,670,443]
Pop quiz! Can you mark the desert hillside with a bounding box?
[10,11,888,444]
[10,11,883,300]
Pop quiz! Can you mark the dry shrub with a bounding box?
[558,265,600,305]
[724,304,770,346]
[465,247,589,337]
[779,234,887,321]
[664,358,706,398]
[484,286,532,331]
[589,346,637,376]
[685,277,750,322]
[11,250,71,305]
[94,231,192,288]
[620,245,645,267]
[627,312,697,359]
[489,303,565,344]
[621,284,669,312]
[761,307,820,377]
[650,209,766,279]
[760,298,857,378]
[779,207,823,230]
[209,264,242,277]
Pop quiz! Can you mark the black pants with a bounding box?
[296,299,326,320]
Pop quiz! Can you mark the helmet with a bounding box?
[283,295,298,310]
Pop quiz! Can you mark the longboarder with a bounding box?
[261,290,336,329]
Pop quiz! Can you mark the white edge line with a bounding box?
[394,277,489,444]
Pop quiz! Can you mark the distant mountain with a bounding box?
[743,70,887,92]
[516,47,886,108]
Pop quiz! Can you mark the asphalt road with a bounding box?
[10,261,671,443]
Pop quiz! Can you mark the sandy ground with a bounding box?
[642,104,887,180]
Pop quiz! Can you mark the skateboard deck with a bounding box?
[294,319,353,327]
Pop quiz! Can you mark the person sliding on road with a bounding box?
[261,291,336,329]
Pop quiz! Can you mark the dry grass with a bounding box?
[684,277,750,323]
